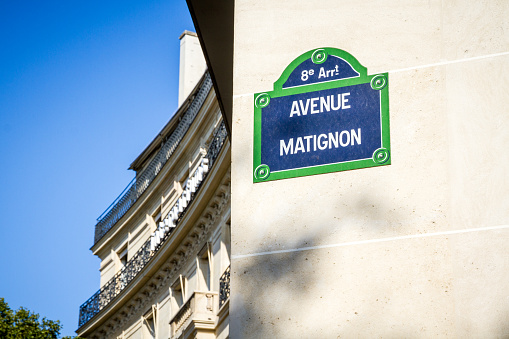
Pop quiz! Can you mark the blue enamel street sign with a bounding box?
[253,48,390,182]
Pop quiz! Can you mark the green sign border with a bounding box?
[253,47,390,183]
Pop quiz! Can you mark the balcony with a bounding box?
[78,120,228,329]
[219,265,230,309]
[170,291,218,339]
[93,74,213,245]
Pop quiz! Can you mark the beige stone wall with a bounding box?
[230,0,509,337]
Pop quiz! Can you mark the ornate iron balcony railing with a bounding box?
[219,265,230,308]
[93,74,213,245]
[78,120,227,329]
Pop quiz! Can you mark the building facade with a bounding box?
[188,0,509,338]
[78,2,509,337]
[77,32,230,339]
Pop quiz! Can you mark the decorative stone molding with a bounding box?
[79,121,228,329]
[88,170,231,339]
[94,74,213,245]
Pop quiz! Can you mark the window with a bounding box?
[224,221,231,263]
[143,307,156,339]
[198,244,212,291]
[152,207,162,229]
[171,275,186,310]
[118,245,128,269]
[115,244,129,292]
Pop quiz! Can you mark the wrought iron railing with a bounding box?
[78,120,227,329]
[219,265,230,308]
[93,74,213,245]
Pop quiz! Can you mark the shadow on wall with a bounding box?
[231,234,413,338]
[230,192,509,338]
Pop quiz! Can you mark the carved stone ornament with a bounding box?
[89,171,231,339]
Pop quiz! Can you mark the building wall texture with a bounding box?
[230,0,509,337]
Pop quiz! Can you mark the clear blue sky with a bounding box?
[0,1,195,337]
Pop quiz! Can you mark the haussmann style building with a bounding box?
[78,0,509,338]
[187,0,509,338]
[77,32,231,339]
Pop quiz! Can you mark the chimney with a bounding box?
[178,31,207,106]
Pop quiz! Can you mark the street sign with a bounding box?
[253,48,390,182]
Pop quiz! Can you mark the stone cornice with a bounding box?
[80,151,231,339]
